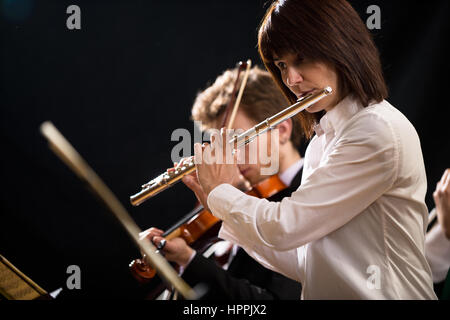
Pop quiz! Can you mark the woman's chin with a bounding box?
[305,106,320,114]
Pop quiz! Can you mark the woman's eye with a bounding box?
[277,62,287,70]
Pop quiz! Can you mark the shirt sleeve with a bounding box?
[219,223,302,282]
[207,111,399,251]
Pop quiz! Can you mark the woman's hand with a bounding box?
[188,129,240,197]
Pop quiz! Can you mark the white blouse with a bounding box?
[208,96,437,299]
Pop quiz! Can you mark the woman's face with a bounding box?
[274,53,340,113]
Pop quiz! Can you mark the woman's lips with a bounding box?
[297,89,316,99]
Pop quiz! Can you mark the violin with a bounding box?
[129,60,251,283]
[129,174,288,283]
[129,59,289,290]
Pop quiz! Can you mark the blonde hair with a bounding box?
[191,66,302,147]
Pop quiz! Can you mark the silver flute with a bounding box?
[130,86,332,206]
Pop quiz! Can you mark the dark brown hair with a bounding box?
[258,0,388,138]
[191,66,303,147]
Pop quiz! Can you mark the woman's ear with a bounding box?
[277,118,293,145]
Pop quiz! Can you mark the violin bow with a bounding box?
[161,59,253,235]
[166,60,252,300]
[40,121,197,300]
[221,59,252,129]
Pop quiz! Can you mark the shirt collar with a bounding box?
[279,158,304,187]
[314,95,364,137]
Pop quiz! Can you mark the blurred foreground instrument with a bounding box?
[129,174,288,297]
[0,254,46,300]
[0,254,60,300]
[40,122,197,300]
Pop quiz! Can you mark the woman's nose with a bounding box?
[286,67,303,87]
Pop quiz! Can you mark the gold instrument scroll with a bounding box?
[0,255,47,300]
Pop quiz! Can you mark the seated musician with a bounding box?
[140,66,303,299]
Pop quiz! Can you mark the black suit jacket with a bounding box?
[182,167,303,300]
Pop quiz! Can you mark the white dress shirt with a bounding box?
[207,96,437,299]
[184,159,305,270]
[215,159,306,270]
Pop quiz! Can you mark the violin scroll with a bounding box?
[129,256,156,283]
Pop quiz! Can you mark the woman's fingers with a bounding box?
[194,142,207,165]
[182,175,208,209]
[182,174,201,192]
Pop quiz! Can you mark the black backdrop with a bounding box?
[1,0,449,299]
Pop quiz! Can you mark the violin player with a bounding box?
[140,66,304,299]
